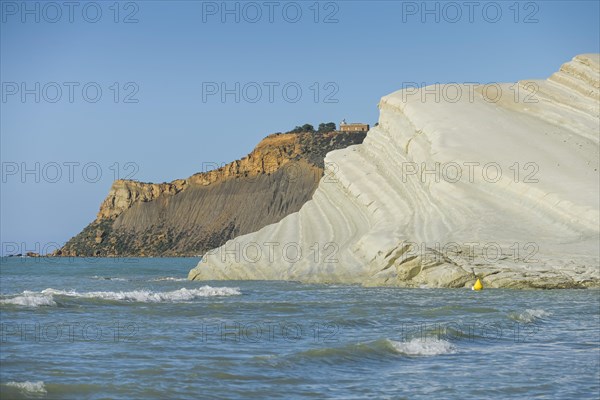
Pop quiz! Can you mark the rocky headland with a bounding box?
[58,129,366,257]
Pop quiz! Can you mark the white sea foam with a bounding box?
[0,291,56,307]
[40,286,241,302]
[4,381,47,394]
[150,277,188,282]
[510,309,552,323]
[389,338,456,356]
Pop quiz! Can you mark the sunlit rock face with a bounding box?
[190,54,600,288]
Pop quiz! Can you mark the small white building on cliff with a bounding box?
[340,119,369,132]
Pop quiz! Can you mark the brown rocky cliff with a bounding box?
[96,133,304,221]
[59,130,367,257]
[96,180,187,220]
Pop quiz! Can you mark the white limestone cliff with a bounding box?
[189,54,600,288]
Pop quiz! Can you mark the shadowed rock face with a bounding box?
[57,130,366,257]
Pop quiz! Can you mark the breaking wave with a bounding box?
[389,338,456,356]
[265,338,455,366]
[1,286,240,307]
[3,381,47,394]
[150,277,188,282]
[508,309,552,323]
[0,292,56,307]
[41,286,241,302]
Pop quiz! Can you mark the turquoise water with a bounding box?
[1,258,599,399]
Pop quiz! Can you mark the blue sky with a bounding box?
[1,0,599,254]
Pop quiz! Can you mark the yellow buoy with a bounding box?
[472,278,483,291]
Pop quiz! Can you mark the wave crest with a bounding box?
[1,286,240,307]
[389,338,456,356]
[150,277,188,282]
[42,286,241,302]
[4,381,47,394]
[40,286,241,302]
[268,337,455,367]
[0,291,56,307]
[509,309,552,323]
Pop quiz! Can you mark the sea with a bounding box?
[1,257,599,399]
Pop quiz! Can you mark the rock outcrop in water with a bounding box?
[189,54,600,289]
[58,130,366,256]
